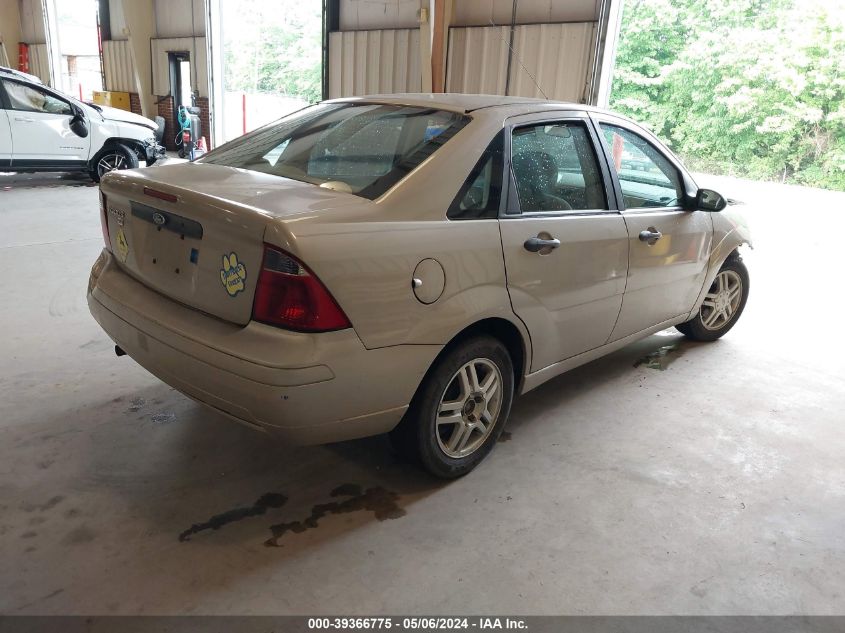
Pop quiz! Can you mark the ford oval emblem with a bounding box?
[152,212,167,226]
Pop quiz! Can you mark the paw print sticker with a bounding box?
[220,252,247,297]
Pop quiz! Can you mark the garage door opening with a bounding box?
[52,0,104,100]
[208,0,322,143]
[168,52,194,111]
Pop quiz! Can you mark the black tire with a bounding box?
[90,143,139,182]
[390,336,514,479]
[676,255,749,342]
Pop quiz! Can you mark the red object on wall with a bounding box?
[18,43,29,73]
[612,132,624,171]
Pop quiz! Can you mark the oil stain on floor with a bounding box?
[264,484,406,547]
[634,342,686,371]
[179,492,288,541]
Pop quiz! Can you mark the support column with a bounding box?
[592,0,624,107]
[41,0,62,88]
[205,0,225,148]
[120,0,156,118]
[419,2,432,93]
[430,0,453,93]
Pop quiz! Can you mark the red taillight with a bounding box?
[100,191,110,248]
[252,245,351,332]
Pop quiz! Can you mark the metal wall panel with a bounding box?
[453,0,599,26]
[19,0,46,44]
[445,26,509,95]
[102,39,135,93]
[328,29,421,98]
[150,37,208,97]
[509,22,596,102]
[339,0,422,30]
[154,0,206,38]
[108,0,127,40]
[27,44,50,84]
[446,22,596,103]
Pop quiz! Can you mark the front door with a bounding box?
[499,115,629,372]
[0,109,11,167]
[595,119,712,340]
[1,79,90,165]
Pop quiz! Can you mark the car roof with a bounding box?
[0,66,43,84]
[326,92,611,116]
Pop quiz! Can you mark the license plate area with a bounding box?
[128,201,203,286]
[131,201,203,239]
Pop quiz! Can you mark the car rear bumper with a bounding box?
[87,249,440,444]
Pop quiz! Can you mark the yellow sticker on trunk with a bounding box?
[115,229,129,263]
[220,252,247,297]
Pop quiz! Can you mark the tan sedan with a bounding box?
[88,94,751,477]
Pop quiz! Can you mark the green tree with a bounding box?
[611,0,845,190]
[222,0,322,103]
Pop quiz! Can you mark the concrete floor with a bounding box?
[1,170,843,615]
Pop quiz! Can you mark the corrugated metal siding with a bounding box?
[150,37,208,97]
[445,26,509,95]
[102,40,135,93]
[509,22,596,101]
[27,44,50,84]
[453,0,599,26]
[154,0,206,38]
[339,0,421,30]
[446,22,596,103]
[19,0,46,43]
[328,29,421,98]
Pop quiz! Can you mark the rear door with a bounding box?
[0,81,13,166]
[498,112,629,372]
[592,115,712,340]
[0,109,11,167]
[1,78,90,165]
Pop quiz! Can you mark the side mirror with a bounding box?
[69,111,89,138]
[695,188,727,212]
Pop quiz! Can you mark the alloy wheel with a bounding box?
[435,358,503,458]
[97,153,127,178]
[700,269,743,331]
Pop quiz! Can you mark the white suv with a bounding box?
[0,67,164,181]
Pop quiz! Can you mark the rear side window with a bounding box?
[201,103,469,200]
[448,131,504,220]
[510,121,607,212]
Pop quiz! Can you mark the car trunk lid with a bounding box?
[99,163,359,325]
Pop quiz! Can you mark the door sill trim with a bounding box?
[520,315,687,394]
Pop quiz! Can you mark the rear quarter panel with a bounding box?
[264,218,519,349]
[262,113,526,352]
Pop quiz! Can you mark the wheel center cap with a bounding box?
[462,393,486,418]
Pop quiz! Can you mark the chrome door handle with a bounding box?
[14,117,35,122]
[523,236,561,253]
[639,228,663,244]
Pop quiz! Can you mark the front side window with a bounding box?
[599,123,683,209]
[2,80,72,115]
[201,103,469,200]
[510,121,607,212]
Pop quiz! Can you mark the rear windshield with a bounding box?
[200,103,470,200]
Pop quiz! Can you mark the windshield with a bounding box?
[199,103,470,199]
